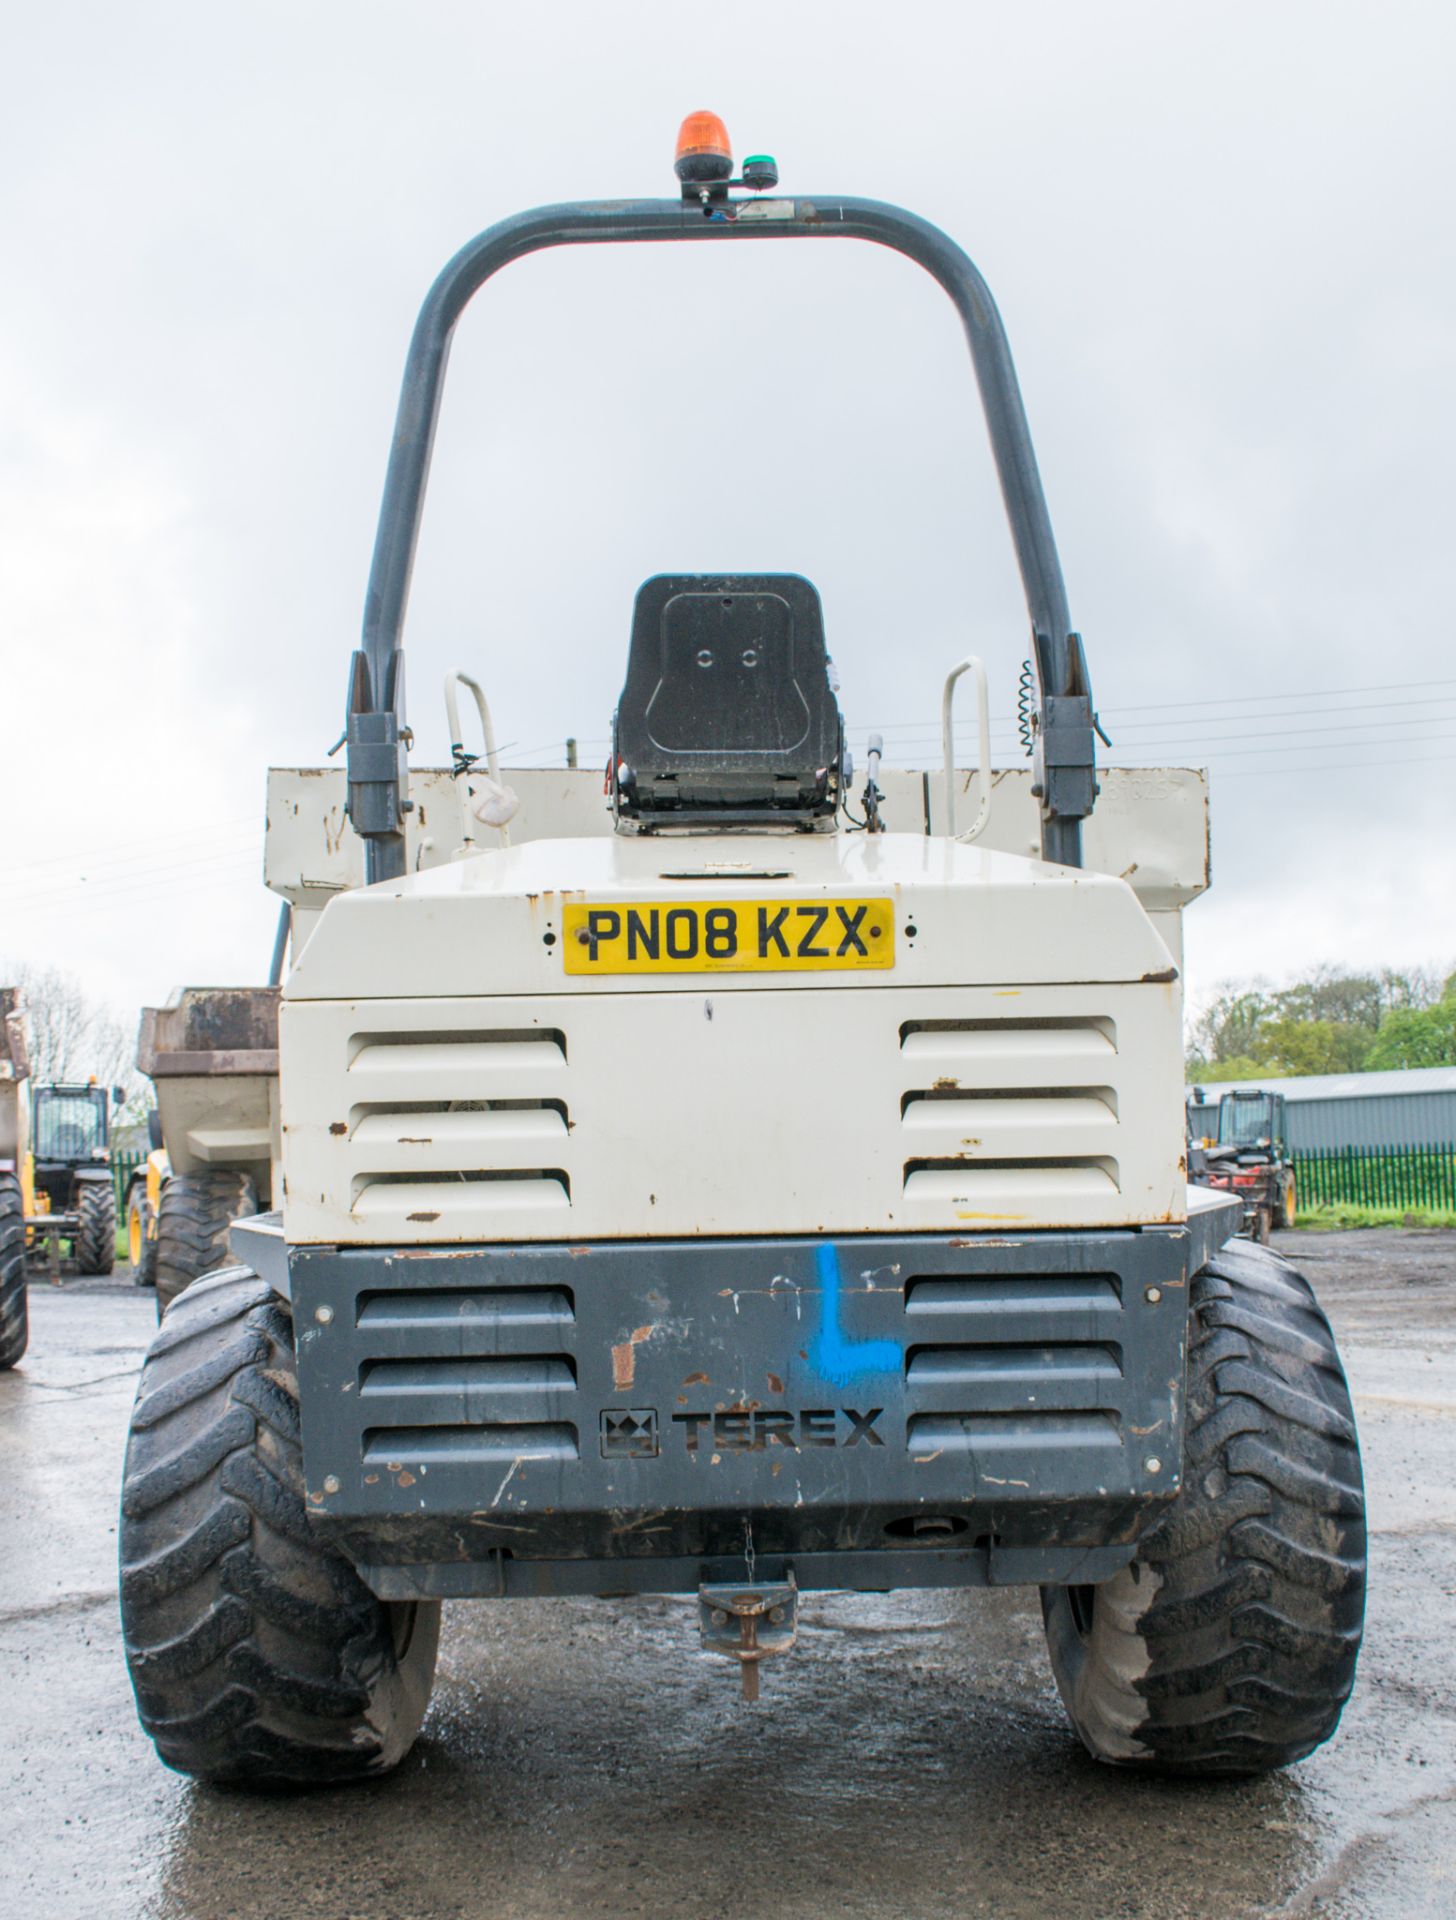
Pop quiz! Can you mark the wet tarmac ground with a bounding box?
[4,1229,1454,1920]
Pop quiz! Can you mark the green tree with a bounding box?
[1187,988,1274,1070]
[1187,964,1456,1080]
[1367,997,1456,1069]
[1256,1019,1374,1076]
[1187,1054,1276,1085]
[1270,972,1383,1031]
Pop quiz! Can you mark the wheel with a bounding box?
[75,1176,116,1275]
[1041,1239,1365,1775]
[127,1184,158,1287]
[1279,1173,1298,1231]
[155,1169,257,1317]
[119,1265,440,1786]
[0,1173,27,1369]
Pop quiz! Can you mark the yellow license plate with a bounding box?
[562,897,896,975]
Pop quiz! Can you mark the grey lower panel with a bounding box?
[230,1210,289,1296]
[1185,1189,1243,1272]
[292,1228,1192,1590]
[359,1540,1138,1601]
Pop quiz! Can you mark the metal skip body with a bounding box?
[291,1227,1195,1601]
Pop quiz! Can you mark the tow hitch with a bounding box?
[698,1574,799,1700]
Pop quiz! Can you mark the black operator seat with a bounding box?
[612,574,844,824]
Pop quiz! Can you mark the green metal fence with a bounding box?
[112,1148,146,1215]
[1293,1145,1456,1213]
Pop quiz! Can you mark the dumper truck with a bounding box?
[118,116,1366,1787]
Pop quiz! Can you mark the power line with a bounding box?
[874,719,1456,763]
[1101,698,1456,739]
[1106,727,1456,761]
[0,815,260,882]
[1213,750,1456,782]
[1092,673,1456,717]
[16,856,269,926]
[3,839,264,908]
[12,852,263,913]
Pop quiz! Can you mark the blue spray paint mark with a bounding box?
[808,1242,901,1389]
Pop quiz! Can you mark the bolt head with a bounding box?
[315,1304,334,1324]
[711,1608,729,1627]
[323,1474,340,1494]
[1145,1456,1163,1475]
[768,1606,785,1624]
[1144,1286,1162,1304]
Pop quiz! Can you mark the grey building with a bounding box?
[1187,1066,1456,1153]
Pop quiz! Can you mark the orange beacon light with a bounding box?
[674,111,734,183]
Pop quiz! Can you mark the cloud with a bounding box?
[2,0,1453,1022]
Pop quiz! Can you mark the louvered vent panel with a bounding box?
[904,1270,1126,1454]
[356,1284,579,1466]
[900,1018,1122,1203]
[345,1026,572,1227]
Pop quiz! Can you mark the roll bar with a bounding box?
[348,194,1097,880]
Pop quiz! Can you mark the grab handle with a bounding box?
[941,656,993,843]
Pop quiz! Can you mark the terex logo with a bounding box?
[673,1407,885,1452]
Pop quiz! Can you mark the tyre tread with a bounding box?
[0,1174,27,1369]
[1042,1240,1366,1775]
[75,1178,116,1275]
[119,1267,438,1785]
[154,1170,258,1314]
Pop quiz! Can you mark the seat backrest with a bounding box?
[614,574,842,821]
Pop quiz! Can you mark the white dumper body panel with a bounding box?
[265,764,1209,969]
[279,830,1188,1245]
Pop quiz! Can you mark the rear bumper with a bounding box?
[290,1224,1212,1599]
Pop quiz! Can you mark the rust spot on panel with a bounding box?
[766,1371,785,1394]
[683,1371,710,1386]
[398,1136,434,1145]
[329,1121,348,1136]
[396,1470,416,1488]
[406,1211,441,1223]
[612,1324,656,1391]
[932,1076,960,1091]
[1140,966,1179,983]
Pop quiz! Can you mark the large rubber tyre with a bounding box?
[127,1184,158,1287]
[0,1173,27,1369]
[75,1176,117,1275]
[155,1169,257,1318]
[1041,1239,1365,1775]
[119,1265,440,1786]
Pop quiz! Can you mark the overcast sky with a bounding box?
[2,0,1453,1032]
